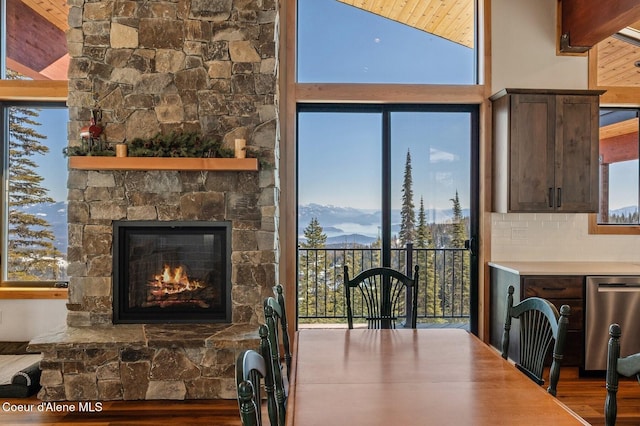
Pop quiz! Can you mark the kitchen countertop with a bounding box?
[488,261,640,276]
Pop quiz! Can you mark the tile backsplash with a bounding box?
[491,213,640,261]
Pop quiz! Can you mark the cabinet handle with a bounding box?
[557,187,562,207]
[548,188,553,207]
[542,287,566,291]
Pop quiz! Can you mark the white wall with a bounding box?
[491,0,588,92]
[491,213,640,261]
[490,0,640,262]
[0,299,67,341]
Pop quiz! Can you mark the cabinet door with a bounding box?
[509,94,556,211]
[554,95,599,212]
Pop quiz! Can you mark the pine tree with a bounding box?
[416,197,431,248]
[399,149,415,247]
[447,189,469,318]
[300,217,327,248]
[299,217,329,321]
[7,101,62,280]
[415,197,442,318]
[450,190,466,248]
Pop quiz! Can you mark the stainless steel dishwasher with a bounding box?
[585,276,640,371]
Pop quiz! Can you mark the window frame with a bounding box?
[284,0,488,336]
[589,215,640,235]
[0,0,68,286]
[0,99,68,287]
[295,103,480,331]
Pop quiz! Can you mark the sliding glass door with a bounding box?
[297,104,479,332]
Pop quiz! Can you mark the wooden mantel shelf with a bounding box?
[0,287,68,299]
[68,156,259,171]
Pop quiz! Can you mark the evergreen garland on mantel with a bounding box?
[63,131,234,158]
[127,132,234,158]
[63,131,269,168]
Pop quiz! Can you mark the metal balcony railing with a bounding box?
[297,245,471,325]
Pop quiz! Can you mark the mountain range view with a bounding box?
[10,202,640,252]
[298,203,640,246]
[298,203,469,245]
[17,202,68,252]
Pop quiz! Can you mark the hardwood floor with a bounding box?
[0,368,637,425]
[557,368,640,426]
[0,398,244,425]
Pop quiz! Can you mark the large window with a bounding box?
[288,0,483,334]
[588,25,640,234]
[0,0,69,285]
[1,103,68,284]
[297,105,478,329]
[596,108,640,226]
[297,0,477,84]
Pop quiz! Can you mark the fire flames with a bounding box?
[149,265,205,296]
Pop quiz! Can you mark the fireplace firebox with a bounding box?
[113,221,231,324]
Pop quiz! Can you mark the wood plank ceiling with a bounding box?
[22,0,68,30]
[7,0,68,80]
[597,20,640,87]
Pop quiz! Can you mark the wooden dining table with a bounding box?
[285,328,589,425]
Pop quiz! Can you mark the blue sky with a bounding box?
[32,107,68,202]
[298,110,471,212]
[297,0,474,84]
[609,160,638,210]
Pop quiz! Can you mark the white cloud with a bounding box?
[429,147,457,163]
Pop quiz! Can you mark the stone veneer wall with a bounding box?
[30,0,280,401]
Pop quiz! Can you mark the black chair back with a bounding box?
[605,323,640,426]
[501,285,570,396]
[344,265,419,329]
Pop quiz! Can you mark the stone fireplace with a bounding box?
[28,0,280,401]
[112,221,231,324]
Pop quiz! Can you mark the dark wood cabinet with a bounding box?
[491,89,604,213]
[490,267,584,367]
[521,276,584,366]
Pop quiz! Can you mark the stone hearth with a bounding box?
[29,324,259,400]
[29,0,280,401]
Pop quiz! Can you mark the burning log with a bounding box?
[148,265,206,296]
[141,299,211,309]
[144,264,214,308]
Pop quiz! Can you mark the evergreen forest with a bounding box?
[298,149,471,325]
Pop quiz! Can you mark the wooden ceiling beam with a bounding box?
[560,0,640,53]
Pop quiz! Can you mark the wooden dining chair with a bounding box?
[272,284,292,379]
[263,300,288,426]
[235,349,268,426]
[501,285,571,396]
[605,323,640,426]
[343,265,419,329]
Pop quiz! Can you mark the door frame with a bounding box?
[295,103,480,333]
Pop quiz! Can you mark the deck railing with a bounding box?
[297,245,471,325]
